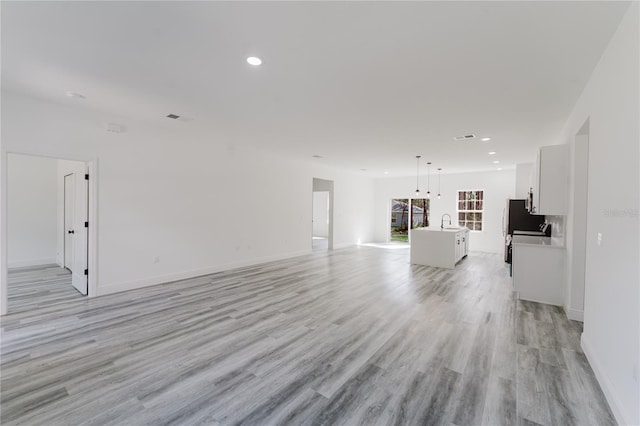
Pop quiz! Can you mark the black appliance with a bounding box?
[503,199,548,263]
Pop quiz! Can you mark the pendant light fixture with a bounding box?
[437,168,442,199]
[414,155,421,197]
[426,162,432,199]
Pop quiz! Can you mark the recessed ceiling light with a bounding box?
[481,137,492,142]
[493,160,500,164]
[497,167,503,171]
[65,91,85,99]
[247,56,262,66]
[384,171,389,175]
[488,151,496,155]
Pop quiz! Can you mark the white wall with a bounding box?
[7,154,58,268]
[0,92,375,300]
[374,169,515,253]
[553,4,639,424]
[312,191,329,238]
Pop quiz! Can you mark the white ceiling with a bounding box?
[1,1,631,176]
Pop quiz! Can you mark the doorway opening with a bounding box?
[312,178,334,251]
[4,153,93,314]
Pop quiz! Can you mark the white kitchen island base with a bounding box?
[410,227,469,269]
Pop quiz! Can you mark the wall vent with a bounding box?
[166,114,180,119]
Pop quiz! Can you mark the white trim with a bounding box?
[8,258,58,269]
[0,92,3,316]
[97,249,312,296]
[565,307,584,322]
[0,151,8,315]
[87,161,98,298]
[581,333,631,426]
[516,295,563,307]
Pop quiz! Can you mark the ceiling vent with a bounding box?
[106,123,125,133]
[453,134,476,141]
[166,114,180,119]
[312,154,323,158]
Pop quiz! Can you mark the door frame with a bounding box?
[566,120,590,322]
[312,191,330,243]
[312,178,334,250]
[0,150,99,315]
[63,172,75,270]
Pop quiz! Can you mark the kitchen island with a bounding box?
[410,227,469,269]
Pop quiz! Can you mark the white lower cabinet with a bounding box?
[512,237,565,306]
[463,229,469,257]
[454,229,469,263]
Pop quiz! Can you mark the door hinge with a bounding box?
[84,269,88,276]
[85,174,89,180]
[84,221,89,228]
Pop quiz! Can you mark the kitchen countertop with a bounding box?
[513,230,547,236]
[413,226,469,233]
[512,235,565,249]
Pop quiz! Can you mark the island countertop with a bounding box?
[412,226,469,233]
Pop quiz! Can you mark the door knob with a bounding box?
[68,230,75,234]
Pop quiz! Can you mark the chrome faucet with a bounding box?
[441,214,452,229]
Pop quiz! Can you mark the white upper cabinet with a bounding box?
[531,144,569,215]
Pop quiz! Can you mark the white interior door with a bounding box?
[71,165,88,295]
[63,174,75,270]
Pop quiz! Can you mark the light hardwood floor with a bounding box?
[0,248,614,425]
[6,265,82,314]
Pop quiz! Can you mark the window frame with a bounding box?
[456,189,484,232]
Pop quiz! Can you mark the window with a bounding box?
[410,198,429,229]
[390,199,409,242]
[389,198,430,242]
[457,190,483,231]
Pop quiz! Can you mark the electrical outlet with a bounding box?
[153,256,160,264]
[597,233,602,246]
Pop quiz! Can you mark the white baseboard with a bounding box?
[517,295,563,307]
[565,307,584,322]
[581,333,631,426]
[98,249,312,297]
[8,257,58,269]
